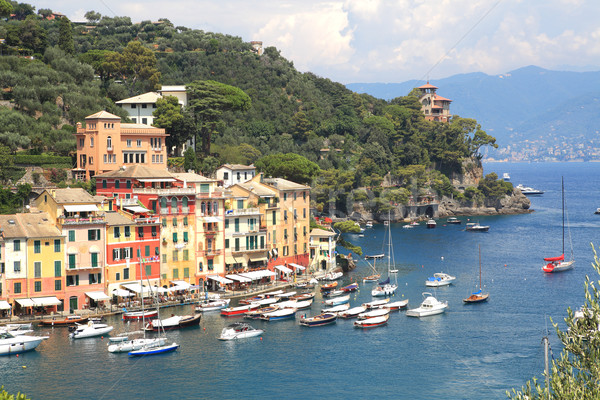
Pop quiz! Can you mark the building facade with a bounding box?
[418,82,452,122]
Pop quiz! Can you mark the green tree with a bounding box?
[183,147,197,172]
[186,80,251,155]
[0,0,12,17]
[0,384,29,400]
[84,10,101,23]
[19,15,47,55]
[37,8,52,19]
[0,144,14,184]
[105,41,161,94]
[58,17,75,55]
[333,220,361,233]
[79,49,117,85]
[11,2,34,20]
[508,246,600,399]
[152,95,194,153]
[255,153,320,185]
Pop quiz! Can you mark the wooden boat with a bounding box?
[276,291,297,299]
[39,315,88,326]
[144,314,201,331]
[290,292,315,301]
[218,323,264,340]
[244,306,279,319]
[354,314,389,328]
[122,309,159,321]
[341,282,359,292]
[322,271,343,281]
[195,299,230,312]
[320,281,338,292]
[362,274,381,282]
[357,308,390,320]
[299,312,337,327]
[542,177,575,273]
[362,298,390,309]
[323,295,350,306]
[69,321,114,339]
[384,299,409,310]
[294,299,313,310]
[338,306,366,319]
[322,303,350,314]
[464,245,490,303]
[221,304,260,317]
[323,289,346,298]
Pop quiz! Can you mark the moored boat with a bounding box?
[221,304,260,317]
[294,299,314,310]
[39,315,88,326]
[195,299,230,312]
[320,281,338,292]
[299,312,337,327]
[542,178,574,273]
[384,299,409,310]
[290,292,315,301]
[338,306,366,318]
[516,184,544,195]
[357,308,390,320]
[446,217,461,224]
[406,292,448,317]
[465,222,490,232]
[463,245,490,304]
[128,342,179,357]
[354,314,389,329]
[108,337,167,353]
[260,308,297,321]
[69,321,114,339]
[362,298,390,309]
[244,306,279,319]
[122,309,159,321]
[0,331,48,355]
[322,271,343,281]
[218,323,264,340]
[323,294,350,306]
[323,289,346,298]
[341,282,359,292]
[425,272,456,287]
[426,219,437,229]
[144,314,201,331]
[322,303,350,314]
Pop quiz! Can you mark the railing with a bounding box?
[226,208,260,216]
[196,190,231,199]
[133,187,196,196]
[67,263,103,270]
[231,246,267,253]
[59,215,106,225]
[181,207,189,214]
[135,217,160,224]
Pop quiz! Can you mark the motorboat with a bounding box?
[323,289,346,298]
[221,304,260,317]
[595,208,600,215]
[122,309,158,321]
[299,312,337,327]
[341,282,359,292]
[446,217,461,225]
[144,314,201,331]
[108,337,167,353]
[218,323,264,340]
[275,300,298,309]
[354,314,389,328]
[0,331,48,355]
[402,224,415,229]
[371,277,397,297]
[323,295,350,306]
[39,315,88,326]
[502,172,510,181]
[290,292,315,301]
[383,299,409,310]
[338,306,366,319]
[362,299,390,309]
[69,321,114,339]
[406,293,448,317]
[275,291,297,299]
[244,306,279,319]
[320,282,338,292]
[425,272,456,287]
[426,219,436,229]
[195,299,230,312]
[249,297,279,306]
[365,254,384,260]
[516,184,544,195]
[465,222,490,232]
[260,308,296,321]
[322,303,350,314]
[2,323,33,335]
[322,271,343,281]
[357,308,390,320]
[365,221,373,228]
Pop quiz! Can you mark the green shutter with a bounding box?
[91,253,98,268]
[183,232,188,242]
[173,232,178,242]
[54,261,61,277]
[69,230,75,242]
[69,254,76,269]
[145,245,150,257]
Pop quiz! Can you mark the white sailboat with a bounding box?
[372,211,397,297]
[542,177,575,273]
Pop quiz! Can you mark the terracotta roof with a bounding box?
[433,94,452,102]
[18,212,62,238]
[219,164,256,171]
[115,92,161,104]
[95,165,175,179]
[262,177,310,191]
[172,172,215,183]
[85,110,121,120]
[236,182,277,197]
[51,188,98,204]
[104,212,135,226]
[120,123,165,130]
[310,228,336,237]
[418,83,438,89]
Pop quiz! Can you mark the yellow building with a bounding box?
[309,228,337,274]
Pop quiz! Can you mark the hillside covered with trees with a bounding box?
[0,1,502,216]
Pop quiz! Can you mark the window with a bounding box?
[173,232,178,243]
[13,261,20,273]
[162,254,167,263]
[272,211,276,225]
[145,265,151,277]
[126,139,132,147]
[114,227,121,238]
[116,272,121,281]
[234,238,240,252]
[55,280,61,291]
[213,202,218,215]
[284,193,287,201]
[162,218,167,228]
[88,229,101,241]
[294,192,297,200]
[152,226,157,237]
[54,239,61,252]
[171,197,177,209]
[184,268,189,278]
[284,210,288,221]
[54,261,61,277]
[225,219,229,229]
[34,240,41,253]
[124,247,132,259]
[145,245,150,257]
[115,180,120,189]
[173,268,179,279]
[123,268,129,280]
[124,226,131,237]
[207,259,214,271]
[34,281,42,292]
[138,227,144,238]
[66,276,78,287]
[142,104,147,109]
[90,137,94,147]
[79,138,84,147]
[303,191,307,200]
[303,208,306,218]
[126,180,131,189]
[131,104,136,109]
[14,282,21,294]
[14,240,20,252]
[237,199,244,209]
[69,254,76,269]
[173,217,177,227]
[137,139,142,147]
[234,218,239,233]
[182,197,188,208]
[155,247,159,256]
[107,136,112,149]
[223,172,229,180]
[272,229,276,244]
[173,250,178,261]
[102,180,107,189]
[183,217,188,226]
[34,261,41,278]
[183,249,189,261]
[225,239,229,249]
[91,253,98,268]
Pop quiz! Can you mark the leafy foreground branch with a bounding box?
[0,385,29,400]
[508,245,600,399]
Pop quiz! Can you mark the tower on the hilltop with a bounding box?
[418,82,452,122]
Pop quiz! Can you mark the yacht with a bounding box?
[406,293,448,317]
[425,272,456,287]
[515,184,544,195]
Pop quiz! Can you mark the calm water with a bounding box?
[3,162,600,400]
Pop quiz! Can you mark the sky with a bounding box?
[28,0,600,84]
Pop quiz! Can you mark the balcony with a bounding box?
[226,208,260,216]
[135,217,160,224]
[59,215,106,225]
[107,146,113,152]
[231,245,267,254]
[133,187,196,196]
[67,262,103,271]
[196,190,231,199]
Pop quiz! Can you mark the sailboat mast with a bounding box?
[478,245,482,290]
[561,177,565,255]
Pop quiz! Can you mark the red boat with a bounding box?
[341,283,359,292]
[122,309,158,320]
[221,304,260,317]
[320,282,338,292]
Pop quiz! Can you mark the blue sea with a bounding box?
[3,162,600,400]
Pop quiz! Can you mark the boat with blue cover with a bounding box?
[129,343,179,356]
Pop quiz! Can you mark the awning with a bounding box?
[112,288,134,297]
[208,275,234,284]
[226,274,252,283]
[274,265,293,274]
[15,298,34,307]
[0,300,11,310]
[204,216,222,223]
[124,205,150,213]
[121,283,153,297]
[86,291,110,301]
[289,263,306,270]
[153,286,169,294]
[31,296,62,306]
[170,280,191,290]
[239,269,277,280]
[138,178,176,183]
[249,256,268,263]
[225,256,242,264]
[63,204,99,212]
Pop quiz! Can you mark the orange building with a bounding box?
[418,83,452,122]
[72,111,169,180]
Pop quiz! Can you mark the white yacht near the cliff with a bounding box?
[515,184,544,195]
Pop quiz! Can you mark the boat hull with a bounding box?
[354,315,389,328]
[39,317,88,326]
[0,336,48,355]
[128,343,179,356]
[70,325,114,339]
[299,313,337,327]
[108,338,167,353]
[463,294,489,303]
[122,310,158,320]
[542,260,575,273]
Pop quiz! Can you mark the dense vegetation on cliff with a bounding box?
[0,2,500,215]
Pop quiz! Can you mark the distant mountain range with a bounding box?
[347,66,600,161]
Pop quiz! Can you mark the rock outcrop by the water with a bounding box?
[437,190,531,217]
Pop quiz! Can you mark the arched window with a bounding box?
[107,136,112,149]
[160,197,167,210]
[201,202,206,215]
[171,197,177,209]
[213,201,218,215]
[182,197,188,208]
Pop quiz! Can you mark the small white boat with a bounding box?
[322,271,343,281]
[502,172,510,181]
[323,295,350,306]
[365,254,385,260]
[357,308,390,320]
[354,314,389,328]
[219,322,264,340]
[108,337,167,353]
[2,323,33,336]
[274,300,298,309]
[0,331,48,355]
[425,272,456,287]
[371,280,397,297]
[323,289,346,298]
[70,321,114,339]
[251,297,279,306]
[294,299,314,310]
[465,222,490,232]
[275,291,297,299]
[338,306,367,319]
[144,314,201,331]
[362,299,390,309]
[446,217,461,225]
[515,184,544,195]
[365,221,373,228]
[260,308,296,321]
[384,299,409,310]
[426,219,436,229]
[406,292,448,317]
[196,299,230,312]
[322,303,351,314]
